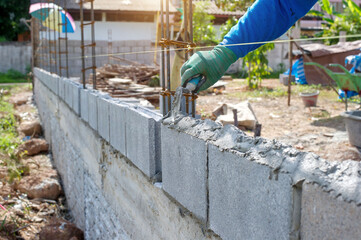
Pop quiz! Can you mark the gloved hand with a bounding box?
[180,46,237,92]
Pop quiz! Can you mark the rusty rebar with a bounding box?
[160,0,166,115]
[166,0,171,113]
[90,0,96,90]
[79,0,86,88]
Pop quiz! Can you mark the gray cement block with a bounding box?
[109,101,127,156]
[125,106,161,178]
[161,125,207,222]
[208,144,294,240]
[301,182,361,240]
[88,91,98,131]
[71,83,81,115]
[64,80,73,108]
[97,97,110,142]
[80,89,89,123]
[58,78,65,101]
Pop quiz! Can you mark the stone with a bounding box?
[109,101,127,155]
[18,120,42,136]
[97,97,110,141]
[39,218,84,240]
[300,182,361,240]
[17,174,61,200]
[17,138,49,156]
[208,144,294,240]
[161,124,208,222]
[216,101,257,130]
[125,106,161,178]
[9,92,32,106]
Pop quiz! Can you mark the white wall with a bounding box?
[67,21,157,42]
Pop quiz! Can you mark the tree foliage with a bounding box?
[309,0,361,45]
[215,0,254,12]
[0,0,30,41]
[193,1,218,45]
[242,43,275,89]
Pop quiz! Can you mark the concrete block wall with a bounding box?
[34,67,361,240]
[0,42,31,74]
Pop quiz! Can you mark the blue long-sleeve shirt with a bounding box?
[220,0,318,58]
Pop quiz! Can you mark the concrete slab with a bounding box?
[301,182,361,240]
[80,89,89,123]
[109,101,127,156]
[97,97,110,142]
[64,80,73,108]
[208,144,294,240]
[161,125,207,222]
[58,78,65,102]
[125,106,161,178]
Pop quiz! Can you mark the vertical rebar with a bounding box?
[80,0,86,88]
[91,0,96,90]
[47,0,51,72]
[166,0,171,113]
[189,0,196,117]
[64,0,69,78]
[57,4,61,76]
[53,3,57,75]
[160,0,166,115]
[183,0,188,61]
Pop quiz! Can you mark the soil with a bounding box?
[197,79,361,162]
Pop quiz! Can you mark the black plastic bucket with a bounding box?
[341,110,361,148]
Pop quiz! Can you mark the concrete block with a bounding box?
[72,83,81,115]
[301,182,361,240]
[58,78,65,101]
[64,80,73,108]
[97,97,110,141]
[88,91,98,131]
[125,106,161,178]
[161,125,207,222]
[109,101,127,155]
[208,144,294,240]
[80,89,89,123]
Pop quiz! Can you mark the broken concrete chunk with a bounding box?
[18,120,42,136]
[215,101,258,130]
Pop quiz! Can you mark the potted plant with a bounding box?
[299,85,321,107]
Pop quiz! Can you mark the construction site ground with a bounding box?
[197,78,361,162]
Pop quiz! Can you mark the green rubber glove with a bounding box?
[181,46,238,92]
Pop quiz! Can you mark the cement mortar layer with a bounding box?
[163,116,361,206]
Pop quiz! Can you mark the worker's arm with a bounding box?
[181,0,318,92]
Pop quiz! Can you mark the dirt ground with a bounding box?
[197,78,361,162]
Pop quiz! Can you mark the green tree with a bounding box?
[193,1,218,45]
[215,0,254,12]
[242,43,275,89]
[0,0,30,41]
[309,0,361,45]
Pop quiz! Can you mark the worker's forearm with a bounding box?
[219,0,318,58]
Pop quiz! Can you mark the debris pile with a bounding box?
[89,64,161,104]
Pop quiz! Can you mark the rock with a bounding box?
[9,92,32,106]
[17,139,48,157]
[0,181,16,198]
[17,174,61,200]
[18,120,42,136]
[216,101,258,130]
[39,218,84,240]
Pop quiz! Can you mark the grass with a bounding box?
[226,79,339,101]
[0,88,29,183]
[0,70,28,84]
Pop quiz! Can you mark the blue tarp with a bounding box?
[284,57,307,85]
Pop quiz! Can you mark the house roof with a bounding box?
[301,40,361,58]
[30,0,178,13]
[194,0,244,17]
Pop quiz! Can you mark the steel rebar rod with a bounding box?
[80,0,86,88]
[166,0,171,113]
[160,0,166,115]
[183,0,188,61]
[53,4,58,75]
[58,6,62,76]
[189,0,196,117]
[91,0,96,90]
[47,0,51,72]
[64,0,69,78]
